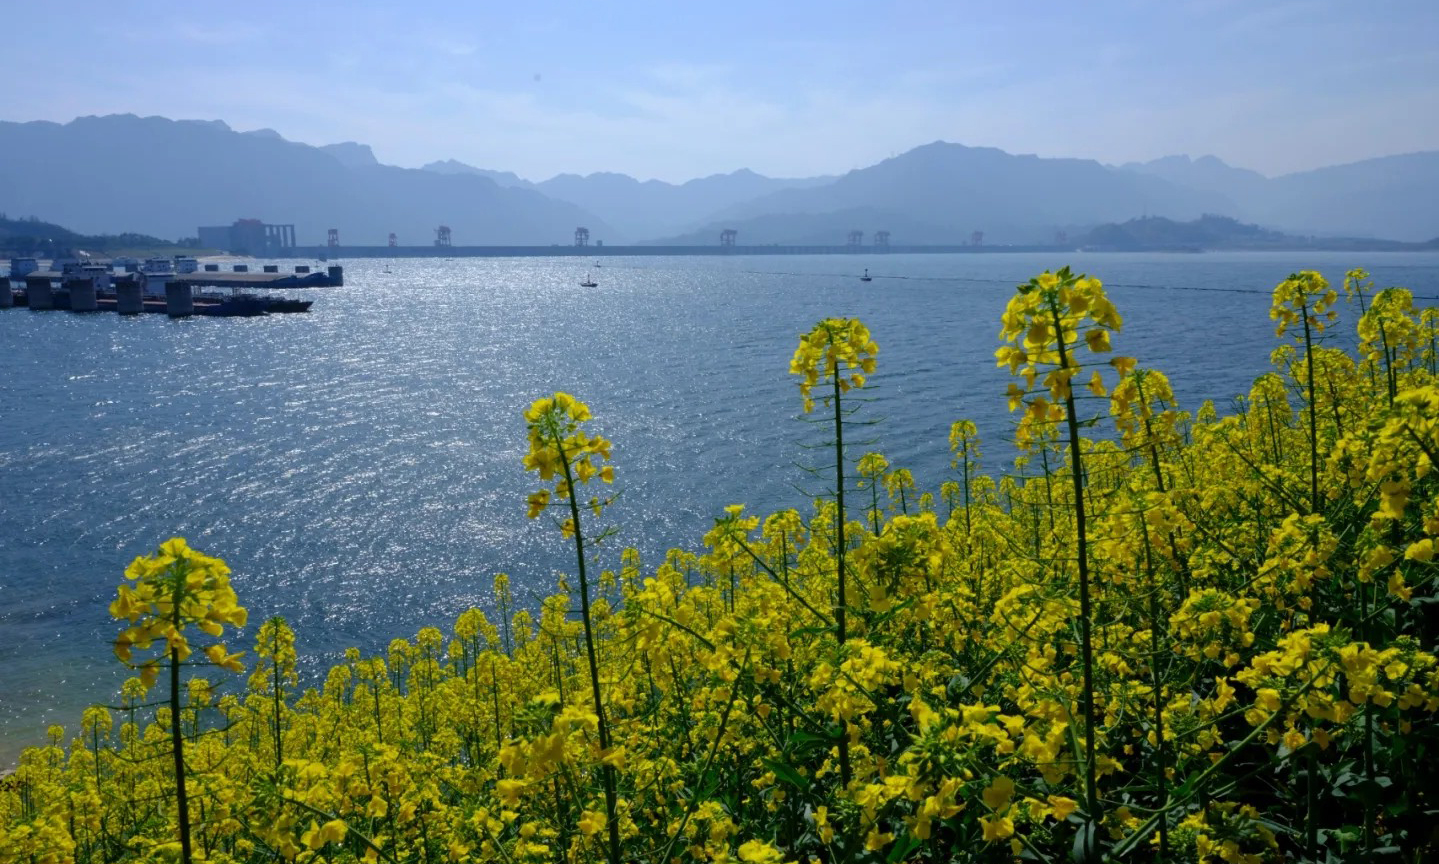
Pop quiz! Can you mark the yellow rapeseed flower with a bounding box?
[790,318,878,413]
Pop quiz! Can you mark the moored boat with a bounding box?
[140,257,176,295]
[62,261,113,282]
[195,294,268,317]
[199,288,312,314]
[258,296,313,313]
[234,293,312,313]
[7,257,39,279]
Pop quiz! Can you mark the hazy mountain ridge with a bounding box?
[1120,155,1268,205]
[421,160,534,189]
[1,114,1434,248]
[0,115,613,246]
[1122,152,1439,242]
[675,144,1438,246]
[659,142,1239,245]
[421,161,834,240]
[1258,152,1439,242]
[320,142,381,169]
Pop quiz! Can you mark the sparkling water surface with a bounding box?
[3,251,1437,763]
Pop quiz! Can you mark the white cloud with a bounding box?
[173,21,264,45]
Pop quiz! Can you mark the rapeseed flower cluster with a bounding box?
[789,318,877,414]
[110,538,248,688]
[4,267,1439,863]
[523,392,614,527]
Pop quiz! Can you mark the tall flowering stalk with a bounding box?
[249,616,298,770]
[1270,272,1343,855]
[857,452,889,535]
[790,317,877,786]
[109,538,248,864]
[996,267,1127,861]
[522,391,619,864]
[1270,270,1338,513]
[1359,287,1422,407]
[948,420,981,538]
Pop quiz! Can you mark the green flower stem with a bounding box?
[168,569,193,864]
[1049,299,1100,861]
[831,369,851,787]
[1138,514,1169,862]
[1300,303,1319,513]
[552,431,621,864]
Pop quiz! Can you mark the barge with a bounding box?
[13,262,343,289]
[4,271,325,317]
[4,260,337,316]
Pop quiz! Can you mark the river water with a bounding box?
[2,251,1436,763]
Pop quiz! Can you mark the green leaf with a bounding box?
[886,832,922,863]
[762,757,810,791]
[789,625,834,640]
[1070,820,1099,864]
[787,730,836,760]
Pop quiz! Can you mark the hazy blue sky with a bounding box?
[7,0,1437,182]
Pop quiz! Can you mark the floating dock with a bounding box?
[17,264,343,289]
[5,281,312,317]
[2,265,336,317]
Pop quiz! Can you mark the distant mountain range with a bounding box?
[0,115,613,247]
[657,144,1439,246]
[420,160,831,240]
[1121,153,1439,243]
[0,114,1435,249]
[654,142,1240,245]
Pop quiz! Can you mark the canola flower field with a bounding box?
[3,267,1438,863]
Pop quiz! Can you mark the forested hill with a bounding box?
[0,214,179,256]
[1077,214,1439,251]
